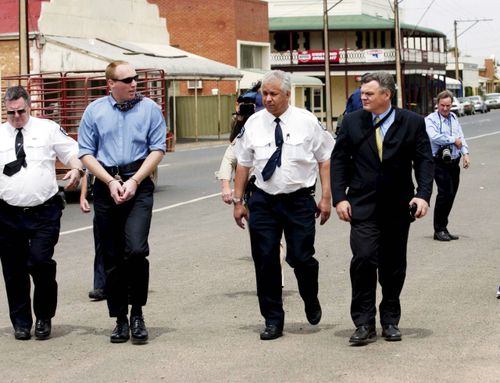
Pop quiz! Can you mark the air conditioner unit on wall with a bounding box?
[187,80,203,89]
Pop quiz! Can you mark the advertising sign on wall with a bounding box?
[298,50,340,64]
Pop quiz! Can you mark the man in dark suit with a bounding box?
[331,72,434,345]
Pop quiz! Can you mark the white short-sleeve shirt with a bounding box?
[0,116,78,206]
[235,106,335,195]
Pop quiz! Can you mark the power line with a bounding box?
[408,0,436,37]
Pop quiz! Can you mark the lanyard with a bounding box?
[438,113,453,135]
[373,107,394,129]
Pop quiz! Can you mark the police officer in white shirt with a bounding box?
[233,70,335,340]
[0,86,82,341]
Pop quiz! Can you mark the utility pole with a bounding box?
[453,20,459,83]
[394,0,403,108]
[19,0,30,75]
[322,0,344,131]
[323,0,332,131]
[453,19,492,86]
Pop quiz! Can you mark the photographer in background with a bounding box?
[425,90,470,242]
[215,90,258,204]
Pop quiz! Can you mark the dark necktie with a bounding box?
[261,118,283,181]
[3,129,27,176]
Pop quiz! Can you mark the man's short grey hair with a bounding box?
[436,90,454,103]
[3,85,30,105]
[361,72,396,98]
[262,70,292,93]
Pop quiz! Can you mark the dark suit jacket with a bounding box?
[331,107,434,221]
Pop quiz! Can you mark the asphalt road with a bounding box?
[1,111,500,382]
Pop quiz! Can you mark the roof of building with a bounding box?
[44,35,242,80]
[269,14,445,36]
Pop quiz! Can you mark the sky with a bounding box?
[400,0,500,64]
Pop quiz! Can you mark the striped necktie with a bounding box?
[374,116,383,161]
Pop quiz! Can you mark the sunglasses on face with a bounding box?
[112,75,139,84]
[6,108,27,116]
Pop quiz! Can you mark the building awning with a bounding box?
[239,69,323,89]
[269,14,445,36]
[42,35,242,80]
[433,75,461,90]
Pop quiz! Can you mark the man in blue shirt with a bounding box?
[78,60,166,344]
[425,90,470,241]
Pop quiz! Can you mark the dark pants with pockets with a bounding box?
[248,187,318,329]
[93,177,154,318]
[433,158,460,232]
[349,215,410,327]
[0,195,63,329]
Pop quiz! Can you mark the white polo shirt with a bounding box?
[0,116,78,206]
[235,106,335,195]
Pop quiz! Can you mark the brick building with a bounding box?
[0,0,46,76]
[149,0,270,95]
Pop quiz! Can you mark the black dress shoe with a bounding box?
[349,325,376,345]
[305,299,322,325]
[434,231,451,241]
[445,230,459,240]
[130,316,148,344]
[35,319,51,340]
[110,319,130,343]
[88,288,106,301]
[14,327,31,340]
[382,324,402,341]
[260,325,283,340]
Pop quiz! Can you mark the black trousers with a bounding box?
[92,217,106,290]
[433,159,460,232]
[349,216,410,327]
[93,177,154,318]
[248,187,318,329]
[0,195,63,329]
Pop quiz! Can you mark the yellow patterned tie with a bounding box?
[375,116,383,161]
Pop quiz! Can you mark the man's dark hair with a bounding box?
[3,85,30,105]
[361,72,396,98]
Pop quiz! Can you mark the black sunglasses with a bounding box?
[112,75,139,84]
[6,108,27,116]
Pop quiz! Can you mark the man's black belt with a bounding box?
[257,185,316,198]
[102,159,144,177]
[0,193,62,213]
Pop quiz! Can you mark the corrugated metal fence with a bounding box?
[173,95,236,138]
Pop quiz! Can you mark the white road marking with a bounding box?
[60,192,220,236]
[467,130,500,140]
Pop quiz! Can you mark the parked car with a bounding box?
[466,95,489,113]
[484,93,500,109]
[451,97,465,117]
[458,97,475,115]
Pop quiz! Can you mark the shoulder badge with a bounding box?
[59,126,68,136]
[236,126,245,139]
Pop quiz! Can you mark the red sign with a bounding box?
[298,50,340,64]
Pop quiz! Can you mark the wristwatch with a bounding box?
[232,197,243,204]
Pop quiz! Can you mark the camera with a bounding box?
[438,145,452,164]
[238,103,255,117]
